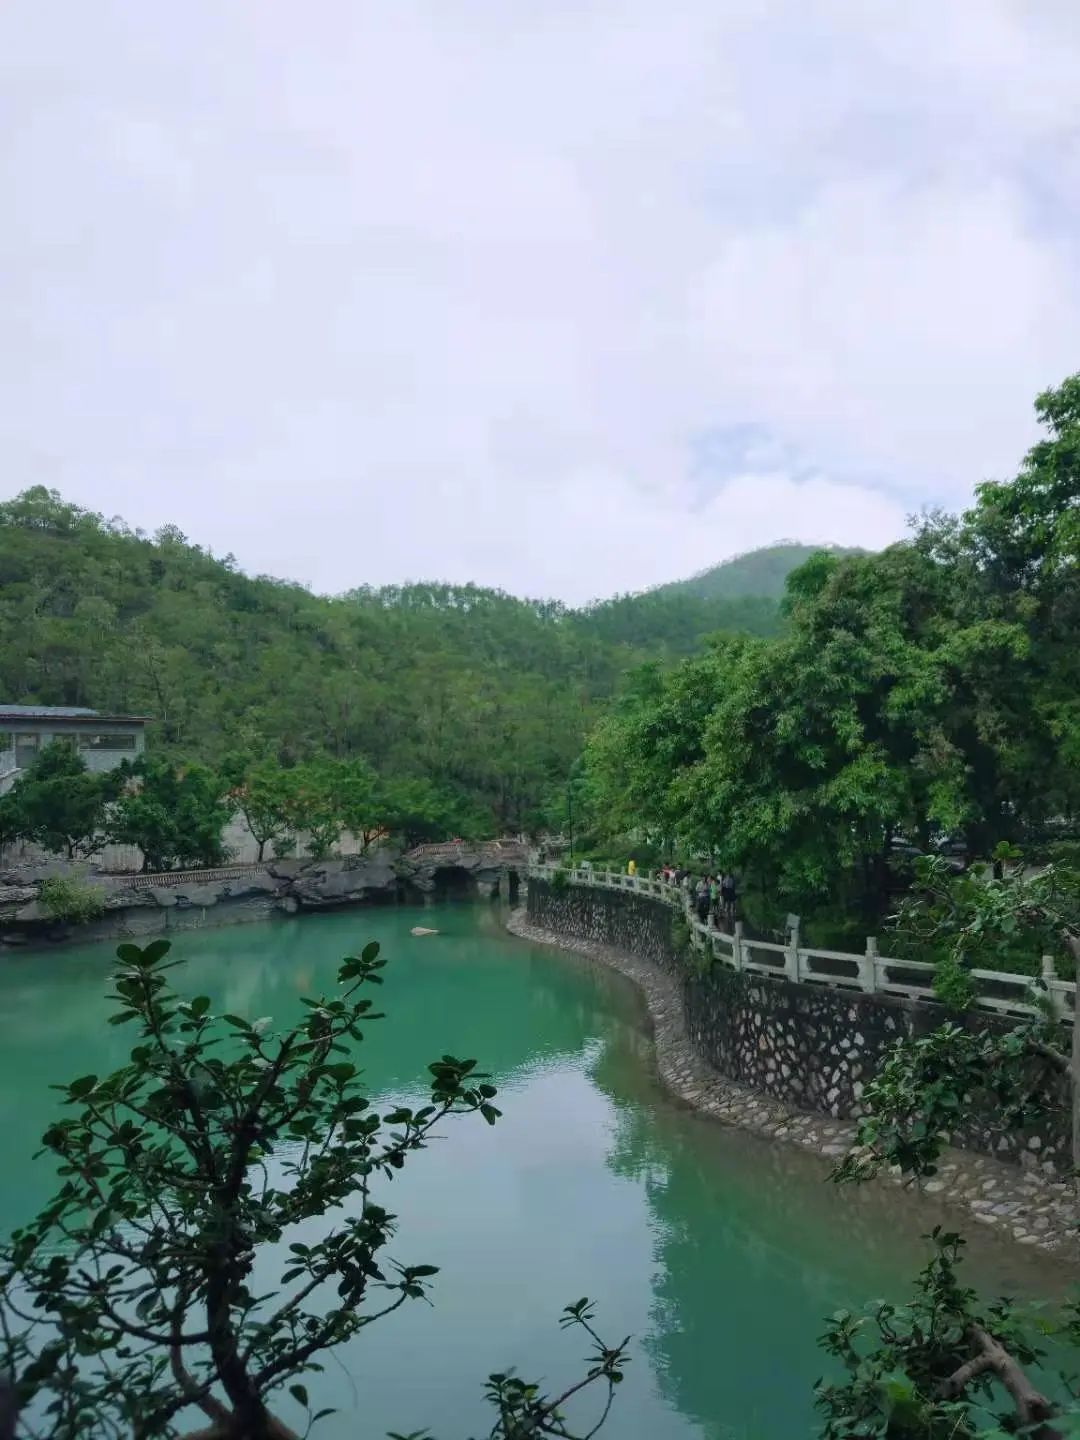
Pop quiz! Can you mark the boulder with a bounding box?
[285,854,399,909]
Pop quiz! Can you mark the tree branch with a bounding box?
[939,1324,1063,1440]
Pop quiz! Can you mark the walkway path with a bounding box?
[507,907,1080,1257]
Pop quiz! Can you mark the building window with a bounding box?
[0,732,11,751]
[79,733,137,751]
[14,732,40,768]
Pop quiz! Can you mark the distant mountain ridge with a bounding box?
[653,542,868,602]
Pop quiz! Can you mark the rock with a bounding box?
[410,926,439,937]
[286,854,399,909]
[0,885,36,907]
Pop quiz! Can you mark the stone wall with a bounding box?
[528,878,1071,1174]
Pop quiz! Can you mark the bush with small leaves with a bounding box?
[37,875,106,924]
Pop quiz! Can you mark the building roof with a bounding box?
[0,706,151,724]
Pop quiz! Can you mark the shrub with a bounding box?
[549,867,570,895]
[37,875,106,924]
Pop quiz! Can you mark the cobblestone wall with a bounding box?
[528,878,1071,1174]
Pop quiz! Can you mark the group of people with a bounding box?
[654,864,738,928]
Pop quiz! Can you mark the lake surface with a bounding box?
[0,904,1069,1439]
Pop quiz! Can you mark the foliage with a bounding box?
[222,756,295,862]
[108,756,233,871]
[890,851,1080,979]
[579,377,1080,929]
[656,543,865,603]
[835,853,1079,1185]
[8,743,117,859]
[0,788,25,855]
[832,1018,1065,1185]
[549,868,570,895]
[0,938,629,1440]
[0,487,783,836]
[816,1229,1077,1438]
[36,875,106,924]
[379,776,486,848]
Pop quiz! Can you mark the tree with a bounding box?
[332,756,383,851]
[0,938,628,1440]
[109,757,233,872]
[10,742,117,859]
[0,788,26,856]
[222,757,294,863]
[380,776,484,848]
[274,760,344,860]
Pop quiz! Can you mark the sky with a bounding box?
[2,1,1079,604]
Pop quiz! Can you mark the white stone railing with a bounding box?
[528,863,1076,1025]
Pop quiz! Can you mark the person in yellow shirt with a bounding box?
[627,858,637,877]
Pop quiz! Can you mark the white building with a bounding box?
[0,706,149,793]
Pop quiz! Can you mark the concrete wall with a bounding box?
[527,878,1071,1175]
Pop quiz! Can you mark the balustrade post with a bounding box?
[1042,953,1067,1020]
[785,917,800,982]
[732,920,744,972]
[860,936,879,993]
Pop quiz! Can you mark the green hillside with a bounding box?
[657,543,867,602]
[0,488,799,832]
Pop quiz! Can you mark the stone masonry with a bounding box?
[517,879,1080,1255]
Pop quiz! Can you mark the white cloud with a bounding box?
[0,0,1078,599]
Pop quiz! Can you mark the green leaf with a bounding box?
[67,1075,97,1099]
[361,941,380,963]
[480,1103,501,1126]
[289,1383,309,1408]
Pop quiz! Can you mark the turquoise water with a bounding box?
[0,905,1066,1439]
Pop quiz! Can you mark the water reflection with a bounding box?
[0,908,1072,1440]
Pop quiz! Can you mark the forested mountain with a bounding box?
[0,488,788,831]
[656,542,865,601]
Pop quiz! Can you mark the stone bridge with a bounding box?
[399,839,527,899]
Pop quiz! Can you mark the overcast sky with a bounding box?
[3,2,1079,603]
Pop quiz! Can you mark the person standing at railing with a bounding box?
[627,857,637,877]
[721,872,737,925]
[694,876,710,923]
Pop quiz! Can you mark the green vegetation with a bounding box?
[837,857,1080,1187]
[580,376,1080,940]
[814,861,1080,1436]
[107,755,233,872]
[0,489,787,836]
[36,875,105,924]
[0,938,628,1440]
[816,1228,1078,1438]
[1,743,118,859]
[654,541,864,602]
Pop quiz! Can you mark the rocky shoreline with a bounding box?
[507,907,1080,1257]
[0,846,520,949]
